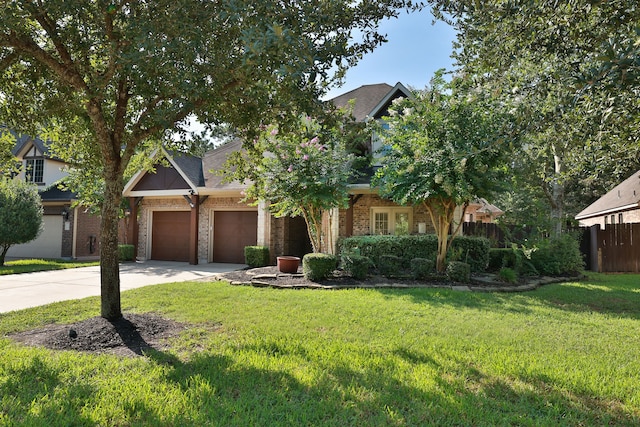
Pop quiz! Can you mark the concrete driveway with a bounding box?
[0,261,245,314]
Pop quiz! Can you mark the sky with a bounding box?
[324,8,458,100]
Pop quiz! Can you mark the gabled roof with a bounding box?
[202,138,249,191]
[329,82,411,122]
[8,130,63,161]
[576,169,640,220]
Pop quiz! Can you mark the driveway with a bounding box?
[0,261,245,314]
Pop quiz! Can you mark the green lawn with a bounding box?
[0,259,99,275]
[1,273,639,426]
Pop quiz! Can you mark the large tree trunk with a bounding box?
[100,169,124,320]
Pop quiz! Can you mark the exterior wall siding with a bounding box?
[579,208,640,227]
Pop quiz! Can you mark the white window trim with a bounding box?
[370,207,413,235]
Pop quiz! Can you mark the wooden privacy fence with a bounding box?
[463,222,640,273]
[588,223,640,273]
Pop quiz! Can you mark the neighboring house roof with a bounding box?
[9,130,64,162]
[576,169,640,220]
[469,198,504,216]
[330,82,411,121]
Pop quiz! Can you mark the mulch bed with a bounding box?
[9,313,187,358]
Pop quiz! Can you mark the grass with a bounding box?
[0,259,99,275]
[1,273,639,425]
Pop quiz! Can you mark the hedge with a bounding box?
[339,234,490,272]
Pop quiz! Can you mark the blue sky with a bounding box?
[324,8,458,99]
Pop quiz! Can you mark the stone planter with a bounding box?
[277,256,300,274]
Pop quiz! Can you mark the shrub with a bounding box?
[449,236,490,272]
[339,235,490,273]
[342,254,371,280]
[530,234,584,276]
[118,244,135,261]
[446,261,470,283]
[303,253,337,281]
[410,257,434,279]
[498,267,518,284]
[244,246,270,268]
[488,248,522,272]
[378,254,403,277]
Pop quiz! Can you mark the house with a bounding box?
[464,198,504,224]
[6,133,104,259]
[123,83,501,264]
[575,169,640,226]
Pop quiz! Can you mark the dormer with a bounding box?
[11,133,67,187]
[330,82,412,165]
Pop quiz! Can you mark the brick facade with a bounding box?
[339,194,435,236]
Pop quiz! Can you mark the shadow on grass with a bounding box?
[373,273,640,320]
[0,355,95,425]
[144,339,638,426]
[2,335,638,425]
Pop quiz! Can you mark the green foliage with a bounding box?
[430,1,640,234]
[340,234,490,273]
[530,234,584,277]
[446,261,471,283]
[0,178,43,265]
[117,245,135,262]
[341,254,371,280]
[378,254,403,278]
[498,267,518,284]
[372,74,509,271]
[302,253,337,281]
[488,248,521,272]
[410,257,435,280]
[228,115,355,253]
[449,236,490,273]
[244,246,270,268]
[340,235,438,267]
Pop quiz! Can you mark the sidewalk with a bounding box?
[0,261,244,314]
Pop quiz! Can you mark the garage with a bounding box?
[6,215,63,259]
[151,211,190,262]
[213,210,257,263]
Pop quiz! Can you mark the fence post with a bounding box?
[590,224,600,272]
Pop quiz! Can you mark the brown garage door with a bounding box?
[213,211,258,263]
[151,211,190,262]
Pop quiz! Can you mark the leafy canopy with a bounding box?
[373,75,508,271]
[228,114,355,253]
[0,0,418,319]
[0,178,43,266]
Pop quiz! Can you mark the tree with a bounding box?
[227,114,354,254]
[372,76,508,272]
[429,0,640,234]
[0,0,416,320]
[0,178,43,266]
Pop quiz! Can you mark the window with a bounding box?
[371,207,412,235]
[25,158,44,183]
[611,214,615,225]
[604,216,609,225]
[619,213,623,224]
